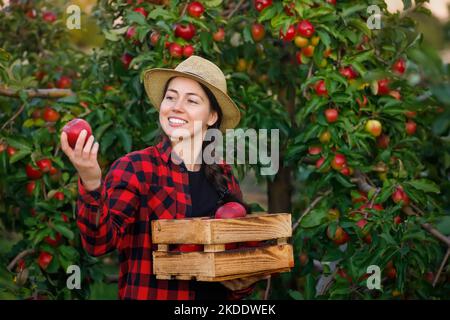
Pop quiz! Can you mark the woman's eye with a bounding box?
[189,100,198,104]
[165,96,174,100]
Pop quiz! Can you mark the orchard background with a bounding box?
[0,0,449,300]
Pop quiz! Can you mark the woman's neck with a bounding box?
[171,134,203,172]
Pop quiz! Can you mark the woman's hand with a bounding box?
[220,274,270,291]
[60,129,102,191]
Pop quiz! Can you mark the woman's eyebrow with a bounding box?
[167,89,204,101]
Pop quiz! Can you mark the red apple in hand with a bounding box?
[215,202,247,219]
[62,118,92,149]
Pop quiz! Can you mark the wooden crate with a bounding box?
[151,212,294,281]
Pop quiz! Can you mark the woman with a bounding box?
[60,55,268,300]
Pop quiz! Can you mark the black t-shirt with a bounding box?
[187,164,229,300]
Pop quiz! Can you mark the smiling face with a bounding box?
[159,77,218,141]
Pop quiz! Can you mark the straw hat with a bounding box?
[143,55,241,133]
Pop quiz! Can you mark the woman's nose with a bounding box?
[171,97,185,112]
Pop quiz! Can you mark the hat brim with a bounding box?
[143,68,241,133]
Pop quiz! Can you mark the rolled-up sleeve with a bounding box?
[76,157,140,257]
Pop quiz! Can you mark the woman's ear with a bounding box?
[207,110,218,127]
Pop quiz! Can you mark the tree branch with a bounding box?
[292,189,332,232]
[1,104,25,131]
[433,248,450,287]
[263,276,271,300]
[7,249,36,272]
[0,86,74,99]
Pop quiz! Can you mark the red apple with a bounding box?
[133,7,148,18]
[251,23,265,42]
[279,25,296,42]
[182,45,195,58]
[38,251,53,270]
[308,145,322,155]
[26,164,42,180]
[26,9,37,19]
[215,202,247,219]
[26,181,36,196]
[376,134,390,149]
[150,31,160,46]
[56,76,72,89]
[36,158,52,173]
[315,80,328,96]
[125,26,137,40]
[331,153,346,170]
[392,186,410,207]
[404,110,417,119]
[405,120,417,135]
[7,146,17,157]
[392,58,406,75]
[174,23,196,41]
[121,53,133,69]
[187,1,205,18]
[326,226,349,245]
[62,118,93,149]
[53,191,64,201]
[339,66,358,80]
[296,20,315,38]
[174,244,204,252]
[393,215,402,224]
[301,45,315,57]
[325,108,338,123]
[377,79,390,95]
[169,43,183,58]
[42,11,56,23]
[295,51,303,64]
[44,233,62,247]
[316,157,326,169]
[254,0,272,12]
[42,107,60,122]
[213,27,225,42]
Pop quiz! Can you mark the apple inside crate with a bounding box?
[151,212,294,281]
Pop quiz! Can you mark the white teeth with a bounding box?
[169,117,187,124]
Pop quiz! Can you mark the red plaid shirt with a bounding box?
[76,134,254,300]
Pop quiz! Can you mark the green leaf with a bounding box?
[300,208,328,228]
[148,7,173,20]
[53,224,75,240]
[116,128,132,153]
[59,245,79,260]
[127,11,147,25]
[9,149,31,164]
[288,289,304,300]
[406,179,440,194]
[435,217,450,236]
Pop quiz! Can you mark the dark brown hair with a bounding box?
[159,77,251,213]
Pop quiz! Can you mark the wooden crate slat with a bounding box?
[151,213,291,245]
[153,251,215,278]
[153,244,294,281]
[195,267,292,282]
[212,244,293,277]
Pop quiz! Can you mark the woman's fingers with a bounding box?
[90,142,99,162]
[60,132,74,159]
[74,129,88,158]
[82,135,95,160]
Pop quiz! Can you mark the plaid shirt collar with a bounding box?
[155,133,173,164]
